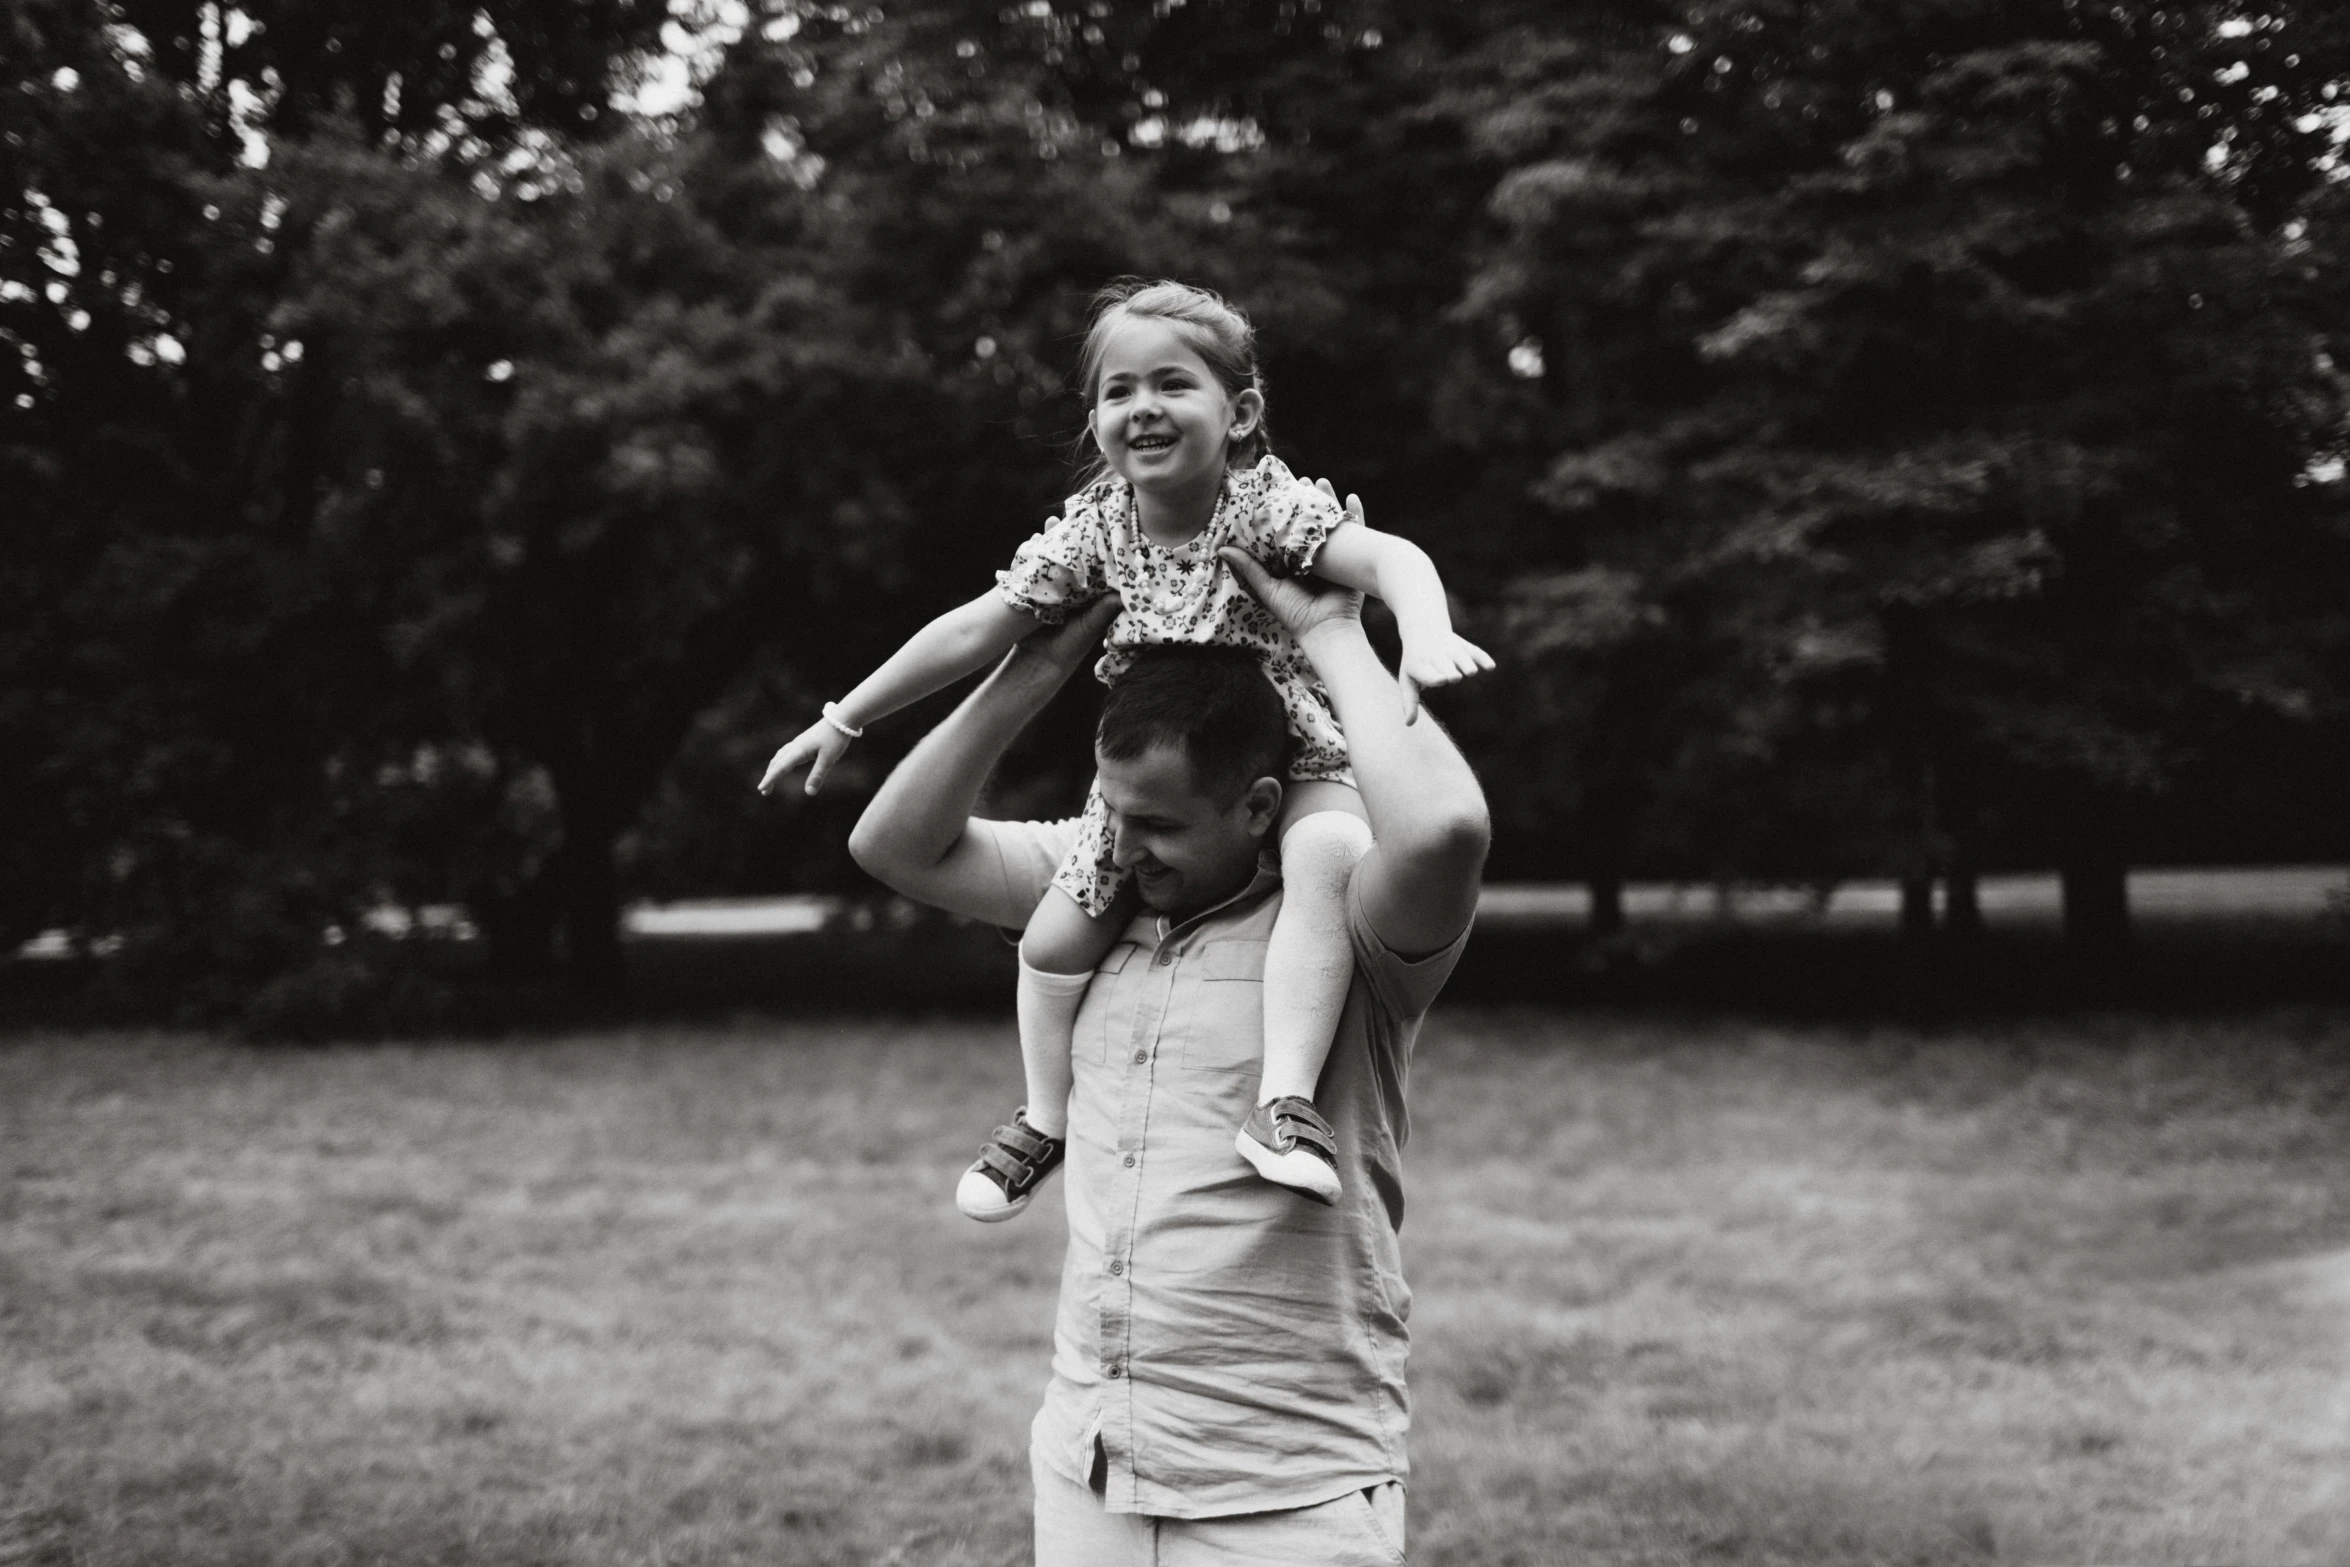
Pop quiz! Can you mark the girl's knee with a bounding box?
[1281,810,1374,880]
[1022,891,1123,975]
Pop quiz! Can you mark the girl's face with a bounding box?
[1088,315,1261,500]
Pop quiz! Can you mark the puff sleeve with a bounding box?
[995,492,1113,625]
[1229,457,1348,578]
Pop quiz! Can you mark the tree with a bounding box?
[1,0,682,1013]
[1457,0,2350,953]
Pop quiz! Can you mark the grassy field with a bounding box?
[4,1010,2348,1566]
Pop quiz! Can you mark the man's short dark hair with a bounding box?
[1097,646,1291,804]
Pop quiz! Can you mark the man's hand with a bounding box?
[1217,545,1363,647]
[1002,593,1123,690]
[1217,481,1365,644]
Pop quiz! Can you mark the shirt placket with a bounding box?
[1095,928,1180,1509]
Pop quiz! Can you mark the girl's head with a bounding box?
[1074,279,1270,492]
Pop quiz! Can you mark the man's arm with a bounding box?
[1221,517,1490,958]
[846,597,1119,928]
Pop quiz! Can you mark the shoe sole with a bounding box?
[1235,1129,1341,1205]
[957,1167,1038,1223]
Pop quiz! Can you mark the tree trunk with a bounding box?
[477,876,561,980]
[556,827,626,1001]
[1900,875,1936,941]
[2061,852,2130,961]
[1942,784,1984,939]
[1589,874,1625,936]
[1943,866,1982,937]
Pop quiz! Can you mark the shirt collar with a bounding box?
[1154,853,1282,944]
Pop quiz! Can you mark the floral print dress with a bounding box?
[995,454,1356,915]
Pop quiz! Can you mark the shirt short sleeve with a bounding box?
[925,816,1081,932]
[996,489,1116,624]
[1345,868,1470,1025]
[1230,457,1349,578]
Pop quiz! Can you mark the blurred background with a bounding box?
[8,7,2350,1564]
[7,0,2350,1031]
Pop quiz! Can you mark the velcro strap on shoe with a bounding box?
[1268,1098,1337,1159]
[979,1143,1031,1185]
[993,1121,1049,1162]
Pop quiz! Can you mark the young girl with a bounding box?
[757,279,1490,1219]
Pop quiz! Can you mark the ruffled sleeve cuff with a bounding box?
[995,491,1115,624]
[1233,455,1348,577]
[995,562,1080,625]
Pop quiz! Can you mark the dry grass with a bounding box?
[3,1010,2347,1565]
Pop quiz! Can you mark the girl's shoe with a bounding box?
[1236,1096,1342,1204]
[955,1109,1066,1222]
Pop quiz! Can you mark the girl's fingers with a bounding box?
[1400,671,1423,725]
[803,752,830,796]
[757,744,800,795]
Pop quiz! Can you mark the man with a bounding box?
[849,527,1489,1564]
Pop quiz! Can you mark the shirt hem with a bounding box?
[1115,1469,1406,1523]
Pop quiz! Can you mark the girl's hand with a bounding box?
[1398,631,1496,724]
[757,716,855,797]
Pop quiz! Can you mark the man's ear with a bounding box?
[1238,776,1284,840]
[1229,387,1264,444]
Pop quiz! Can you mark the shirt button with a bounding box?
[1154,949,1173,967]
[1106,1364,1123,1378]
[1133,1049,1148,1064]
[1122,1154,1136,1168]
[1108,1260,1124,1276]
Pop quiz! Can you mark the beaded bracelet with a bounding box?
[821,702,865,739]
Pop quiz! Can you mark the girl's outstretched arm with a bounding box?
[758,591,1045,795]
[1307,508,1494,722]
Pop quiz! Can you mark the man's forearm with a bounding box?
[847,634,1082,887]
[1299,619,1488,858]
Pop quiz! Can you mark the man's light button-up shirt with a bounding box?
[1022,847,1470,1521]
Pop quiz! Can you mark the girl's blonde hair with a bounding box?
[1073,278,1271,485]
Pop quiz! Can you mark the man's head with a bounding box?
[1095,646,1291,916]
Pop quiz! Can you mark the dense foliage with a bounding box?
[5,0,2346,1025]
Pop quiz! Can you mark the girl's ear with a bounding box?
[1229,387,1265,442]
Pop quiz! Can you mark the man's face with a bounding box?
[1096,740,1280,917]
